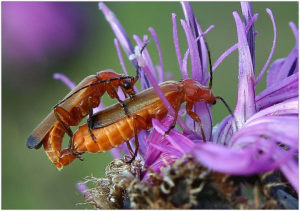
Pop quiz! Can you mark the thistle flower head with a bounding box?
[52,2,298,208]
[98,1,298,193]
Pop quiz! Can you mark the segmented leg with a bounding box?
[126,141,135,157]
[126,114,147,163]
[53,107,74,138]
[107,83,130,115]
[68,137,84,161]
[118,98,129,115]
[86,96,97,143]
[165,94,184,135]
[43,122,77,170]
[186,101,206,142]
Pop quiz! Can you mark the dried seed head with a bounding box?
[81,155,298,209]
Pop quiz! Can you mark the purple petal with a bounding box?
[136,130,148,156]
[117,88,125,100]
[203,25,215,35]
[185,102,213,141]
[233,12,256,128]
[98,3,137,68]
[172,13,183,74]
[152,118,195,153]
[144,117,173,167]
[110,147,122,159]
[131,35,154,90]
[289,22,298,46]
[179,15,213,140]
[150,142,182,158]
[280,159,298,192]
[76,181,90,197]
[53,73,76,90]
[210,13,258,84]
[256,73,298,110]
[248,98,298,121]
[145,152,177,176]
[266,27,298,85]
[180,19,202,81]
[213,11,260,143]
[155,65,164,83]
[133,34,157,83]
[149,27,164,82]
[212,115,233,144]
[255,9,277,86]
[132,35,189,133]
[231,116,298,149]
[240,2,256,74]
[266,58,285,87]
[114,38,128,76]
[195,19,208,79]
[182,48,190,79]
[191,142,274,175]
[181,2,207,82]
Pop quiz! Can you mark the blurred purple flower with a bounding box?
[2,2,85,64]
[57,2,298,193]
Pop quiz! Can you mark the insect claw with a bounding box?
[68,142,84,161]
[126,156,135,164]
[77,154,84,161]
[72,150,84,161]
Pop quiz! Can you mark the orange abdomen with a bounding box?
[43,122,77,169]
[72,104,168,154]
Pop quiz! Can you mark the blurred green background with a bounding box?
[2,2,298,209]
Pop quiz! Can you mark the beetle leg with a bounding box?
[165,96,183,135]
[186,101,206,142]
[118,98,129,115]
[68,137,84,161]
[113,91,130,115]
[86,96,97,143]
[126,114,147,163]
[106,82,130,115]
[54,107,74,138]
[88,126,97,143]
[126,141,135,157]
[160,86,185,138]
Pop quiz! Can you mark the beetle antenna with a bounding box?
[203,37,213,90]
[140,38,152,55]
[136,38,152,88]
[52,76,134,109]
[215,96,238,131]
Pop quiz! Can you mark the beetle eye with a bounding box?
[123,81,131,89]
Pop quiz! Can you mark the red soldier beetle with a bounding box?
[27,41,157,166]
[32,37,235,169]
[26,70,138,152]
[44,74,235,169]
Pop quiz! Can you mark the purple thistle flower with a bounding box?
[56,2,298,197]
[96,2,298,193]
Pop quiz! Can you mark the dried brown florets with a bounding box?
[81,155,297,209]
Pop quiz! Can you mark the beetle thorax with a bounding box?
[182,79,216,104]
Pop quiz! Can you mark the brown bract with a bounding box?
[81,155,297,209]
